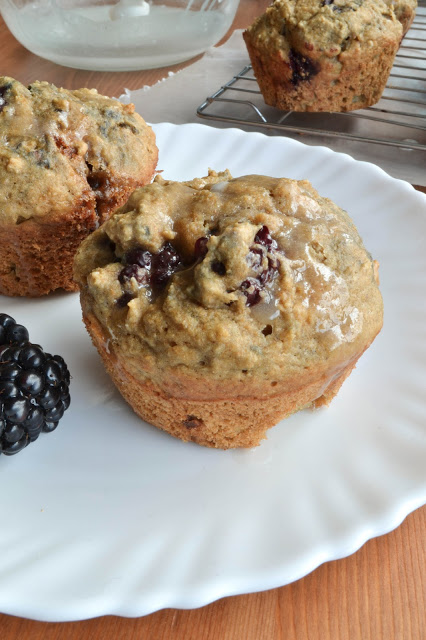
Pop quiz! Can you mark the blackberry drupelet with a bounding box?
[0,313,71,456]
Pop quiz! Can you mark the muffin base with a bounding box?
[243,32,400,113]
[0,163,157,298]
[82,307,372,449]
[0,195,96,297]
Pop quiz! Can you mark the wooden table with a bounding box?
[1,5,425,639]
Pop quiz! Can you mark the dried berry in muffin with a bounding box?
[288,50,319,86]
[0,314,71,456]
[113,224,283,311]
[0,82,12,113]
[239,226,281,306]
[117,242,185,304]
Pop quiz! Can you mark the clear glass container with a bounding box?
[0,0,240,70]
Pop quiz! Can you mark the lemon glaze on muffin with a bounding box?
[0,76,158,297]
[74,171,383,449]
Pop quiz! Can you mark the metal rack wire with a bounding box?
[197,1,426,152]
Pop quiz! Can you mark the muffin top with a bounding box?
[385,0,417,30]
[74,171,383,383]
[0,76,157,225]
[246,0,402,59]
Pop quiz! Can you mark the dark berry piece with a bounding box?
[2,437,28,456]
[259,256,279,285]
[22,406,45,432]
[0,363,20,381]
[240,278,262,307]
[322,0,333,5]
[211,261,226,276]
[6,323,29,346]
[151,242,183,290]
[0,345,9,361]
[239,227,281,307]
[118,263,149,286]
[16,370,45,396]
[53,355,71,384]
[3,423,25,444]
[116,292,134,308]
[183,415,203,429]
[0,380,20,398]
[254,226,278,251]
[43,359,62,387]
[0,84,12,113]
[3,397,31,423]
[0,346,22,362]
[38,386,61,410]
[61,393,71,410]
[124,247,152,269]
[59,381,69,397]
[117,242,184,300]
[118,246,153,291]
[19,344,46,369]
[45,402,65,423]
[43,421,59,434]
[0,313,16,332]
[194,237,209,261]
[289,49,318,86]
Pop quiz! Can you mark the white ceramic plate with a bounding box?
[0,123,425,622]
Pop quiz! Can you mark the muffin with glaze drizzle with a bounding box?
[243,0,403,112]
[0,76,157,297]
[74,170,383,449]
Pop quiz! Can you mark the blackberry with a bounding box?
[0,314,71,456]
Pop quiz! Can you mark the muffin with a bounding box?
[386,0,417,35]
[0,77,158,297]
[74,170,383,449]
[243,0,403,112]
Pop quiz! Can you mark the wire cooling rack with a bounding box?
[197,2,426,152]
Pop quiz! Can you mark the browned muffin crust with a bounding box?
[243,0,403,113]
[0,77,158,297]
[74,171,383,449]
[386,0,417,34]
[81,305,372,449]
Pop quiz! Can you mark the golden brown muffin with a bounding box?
[74,171,383,449]
[386,0,417,35]
[0,77,158,297]
[243,0,403,112]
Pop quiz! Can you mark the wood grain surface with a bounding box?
[0,5,425,639]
